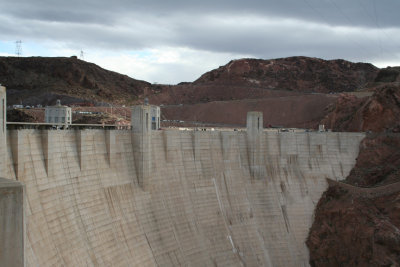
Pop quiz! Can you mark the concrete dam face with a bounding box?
[2,128,364,266]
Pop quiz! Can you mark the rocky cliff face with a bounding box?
[307,67,400,266]
[307,134,400,266]
[321,84,400,132]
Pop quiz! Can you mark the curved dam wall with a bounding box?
[3,129,364,266]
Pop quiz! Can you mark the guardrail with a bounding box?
[6,122,130,130]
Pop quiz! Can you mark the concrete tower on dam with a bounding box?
[131,99,160,132]
[0,85,368,267]
[131,100,161,188]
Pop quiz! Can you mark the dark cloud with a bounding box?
[2,0,400,27]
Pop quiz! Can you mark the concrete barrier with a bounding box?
[0,129,365,266]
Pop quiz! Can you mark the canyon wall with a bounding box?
[3,129,364,266]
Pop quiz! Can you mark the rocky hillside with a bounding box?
[0,56,380,107]
[307,133,400,266]
[193,57,378,92]
[149,57,379,105]
[1,55,382,127]
[0,56,152,105]
[306,69,400,266]
[321,67,400,132]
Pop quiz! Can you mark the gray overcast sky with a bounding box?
[0,0,399,84]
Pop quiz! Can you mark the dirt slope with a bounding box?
[161,94,336,129]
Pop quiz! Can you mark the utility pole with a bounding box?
[15,40,22,57]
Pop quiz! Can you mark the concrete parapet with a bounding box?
[0,177,25,267]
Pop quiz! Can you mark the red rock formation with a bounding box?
[307,134,400,266]
[321,84,400,132]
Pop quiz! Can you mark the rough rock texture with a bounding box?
[374,67,400,83]
[193,57,378,92]
[0,56,385,130]
[307,133,400,266]
[150,57,378,105]
[321,84,400,132]
[0,56,151,105]
[0,56,379,115]
[346,134,400,186]
[7,108,37,122]
[307,69,400,266]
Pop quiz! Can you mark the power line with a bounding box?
[356,0,399,60]
[301,0,372,60]
[326,0,376,48]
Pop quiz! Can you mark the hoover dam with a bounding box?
[0,86,365,266]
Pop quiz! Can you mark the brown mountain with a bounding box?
[150,57,379,105]
[0,56,152,106]
[193,57,378,91]
[0,55,382,129]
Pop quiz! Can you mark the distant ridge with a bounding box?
[0,56,380,106]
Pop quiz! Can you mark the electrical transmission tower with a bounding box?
[15,40,22,57]
[79,50,84,60]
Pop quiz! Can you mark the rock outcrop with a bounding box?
[321,84,400,132]
[307,133,400,266]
